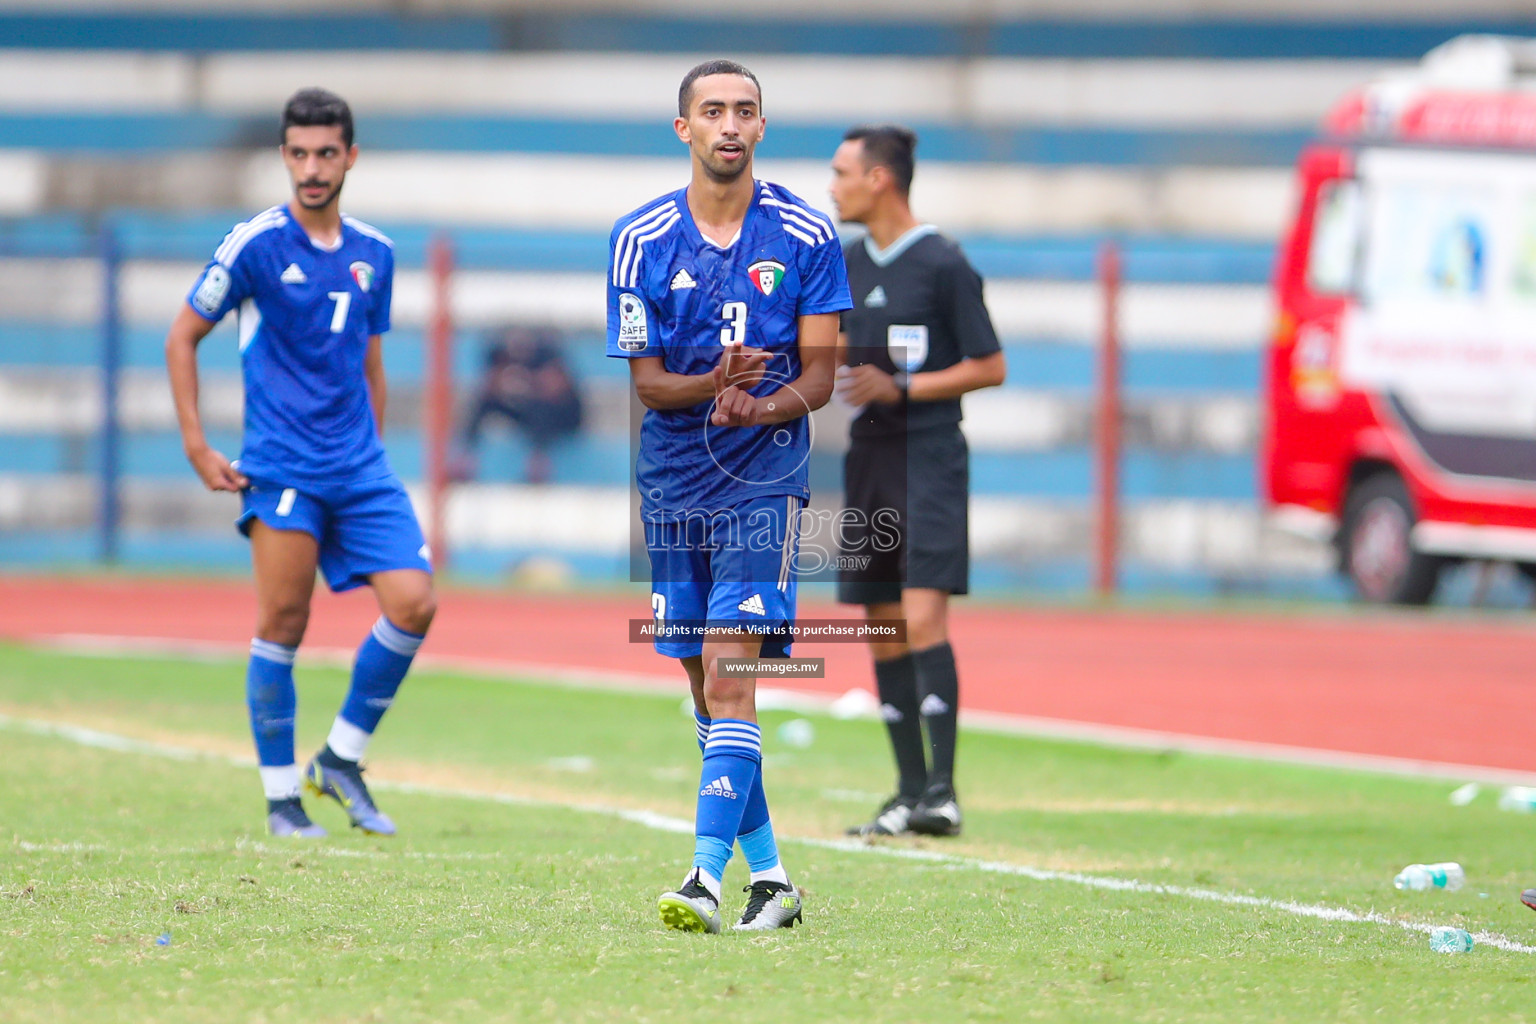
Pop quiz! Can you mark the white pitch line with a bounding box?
[4,712,1531,955]
[16,840,107,854]
[229,839,505,861]
[11,839,506,862]
[26,632,1536,787]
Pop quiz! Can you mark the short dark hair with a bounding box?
[678,59,761,117]
[844,124,918,196]
[281,87,354,147]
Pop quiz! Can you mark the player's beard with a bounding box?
[294,175,345,211]
[698,141,752,184]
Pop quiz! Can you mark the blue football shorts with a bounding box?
[646,494,804,659]
[237,473,432,593]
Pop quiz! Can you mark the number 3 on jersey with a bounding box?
[720,301,748,346]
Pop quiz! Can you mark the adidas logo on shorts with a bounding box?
[737,594,766,616]
[700,775,737,799]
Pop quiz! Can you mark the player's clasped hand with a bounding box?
[711,343,771,427]
[712,343,771,395]
[712,385,761,427]
[836,364,902,407]
[187,444,249,492]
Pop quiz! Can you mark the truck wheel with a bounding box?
[1340,473,1442,605]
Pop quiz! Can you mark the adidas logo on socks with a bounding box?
[920,693,950,716]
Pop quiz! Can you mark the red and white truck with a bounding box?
[1266,36,1536,603]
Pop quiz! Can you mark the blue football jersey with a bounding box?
[186,206,396,486]
[607,180,852,517]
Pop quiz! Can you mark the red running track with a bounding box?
[2,575,1533,773]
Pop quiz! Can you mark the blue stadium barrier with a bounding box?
[0,12,1517,58]
[966,559,1350,600]
[0,530,635,584]
[0,324,1263,395]
[1004,344,1261,392]
[0,429,236,476]
[392,433,630,487]
[526,14,1517,59]
[8,214,1277,284]
[0,214,96,257]
[962,237,1275,285]
[0,212,1292,594]
[0,113,1311,167]
[0,429,1257,500]
[970,450,1256,500]
[0,13,497,51]
[0,322,580,386]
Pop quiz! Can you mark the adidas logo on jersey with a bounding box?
[920,693,950,716]
[737,594,766,616]
[700,775,738,799]
[280,263,307,284]
[670,268,697,290]
[864,285,887,307]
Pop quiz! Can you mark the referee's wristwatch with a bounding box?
[890,371,910,399]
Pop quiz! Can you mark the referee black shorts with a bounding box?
[836,427,970,606]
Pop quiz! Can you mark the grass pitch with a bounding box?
[3,641,1536,1022]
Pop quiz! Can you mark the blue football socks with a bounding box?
[692,718,762,888]
[693,710,787,883]
[328,616,424,762]
[248,638,298,800]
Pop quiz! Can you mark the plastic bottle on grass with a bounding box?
[776,718,814,748]
[1429,927,1474,953]
[1394,863,1465,891]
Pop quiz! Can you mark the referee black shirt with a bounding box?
[841,225,1001,437]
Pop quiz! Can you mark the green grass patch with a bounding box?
[3,641,1536,1022]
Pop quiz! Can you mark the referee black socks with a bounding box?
[912,641,960,792]
[873,652,928,801]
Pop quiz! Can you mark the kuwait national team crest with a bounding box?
[747,260,785,297]
[349,261,375,293]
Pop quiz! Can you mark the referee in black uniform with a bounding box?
[829,125,1006,838]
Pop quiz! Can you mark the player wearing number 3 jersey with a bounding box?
[166,88,436,841]
[607,59,851,933]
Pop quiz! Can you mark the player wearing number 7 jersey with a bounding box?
[607,59,851,933]
[165,88,436,840]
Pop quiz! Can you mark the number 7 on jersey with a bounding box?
[328,291,351,333]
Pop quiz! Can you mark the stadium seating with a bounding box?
[0,2,1508,592]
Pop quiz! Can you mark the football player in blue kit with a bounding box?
[608,60,852,932]
[165,88,436,839]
